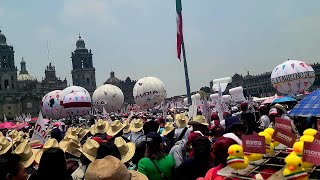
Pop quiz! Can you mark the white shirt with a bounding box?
[259,115,270,130]
[174,127,191,141]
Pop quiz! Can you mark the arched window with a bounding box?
[4,79,9,89]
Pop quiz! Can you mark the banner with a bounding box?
[272,128,297,147]
[275,117,292,132]
[317,119,320,132]
[313,132,320,145]
[31,111,48,144]
[302,142,320,166]
[229,86,246,102]
[242,135,266,154]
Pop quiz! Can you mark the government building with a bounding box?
[220,63,320,97]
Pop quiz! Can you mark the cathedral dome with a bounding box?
[76,35,86,49]
[17,74,35,81]
[0,30,7,45]
[104,71,120,85]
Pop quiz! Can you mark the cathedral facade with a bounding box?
[0,30,67,120]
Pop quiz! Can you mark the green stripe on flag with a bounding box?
[176,0,182,14]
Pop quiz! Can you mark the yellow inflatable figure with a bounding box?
[303,128,317,137]
[263,128,280,147]
[258,132,274,154]
[227,144,249,170]
[244,152,263,162]
[291,141,314,169]
[283,154,308,180]
[299,135,314,143]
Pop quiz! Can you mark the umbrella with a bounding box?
[52,121,61,127]
[0,122,15,129]
[272,96,297,104]
[262,97,281,104]
[289,89,320,117]
[29,118,49,124]
[10,122,30,130]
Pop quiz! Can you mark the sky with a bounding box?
[1,0,320,97]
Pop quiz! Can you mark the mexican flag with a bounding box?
[176,0,183,61]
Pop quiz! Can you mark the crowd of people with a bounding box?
[0,101,317,180]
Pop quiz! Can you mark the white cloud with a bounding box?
[59,0,115,27]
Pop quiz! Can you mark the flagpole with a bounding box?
[181,40,192,105]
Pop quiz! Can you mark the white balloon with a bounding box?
[63,92,91,116]
[133,77,167,109]
[92,84,124,113]
[271,60,315,95]
[63,86,89,96]
[41,90,66,119]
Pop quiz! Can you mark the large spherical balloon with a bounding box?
[133,77,167,109]
[92,84,124,112]
[63,86,89,96]
[271,60,315,94]
[41,90,66,119]
[63,92,91,116]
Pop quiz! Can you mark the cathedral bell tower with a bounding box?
[71,35,96,95]
[0,30,17,91]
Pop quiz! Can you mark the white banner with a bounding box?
[229,86,246,102]
[31,111,48,144]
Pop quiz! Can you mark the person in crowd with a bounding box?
[222,116,246,145]
[51,124,63,142]
[239,102,256,134]
[96,141,121,160]
[169,139,186,168]
[174,113,191,142]
[269,104,300,136]
[175,137,214,180]
[162,122,176,153]
[132,120,160,166]
[0,135,13,156]
[257,105,270,131]
[106,120,127,141]
[138,132,175,180]
[91,119,109,140]
[187,115,209,157]
[0,153,28,180]
[29,147,72,180]
[198,137,238,180]
[71,139,99,180]
[122,120,131,139]
[85,156,148,180]
[114,136,136,168]
[129,119,145,144]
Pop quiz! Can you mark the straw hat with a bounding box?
[0,136,12,155]
[59,138,81,157]
[114,137,135,163]
[85,156,148,180]
[175,113,189,128]
[162,122,176,136]
[35,138,59,164]
[123,120,131,134]
[272,104,287,114]
[76,128,89,140]
[14,142,39,168]
[94,119,109,134]
[8,129,19,139]
[130,119,144,133]
[80,139,99,162]
[65,127,78,140]
[188,115,209,126]
[89,124,96,135]
[107,120,126,136]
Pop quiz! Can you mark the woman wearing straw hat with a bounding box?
[114,137,136,167]
[138,132,175,180]
[174,113,191,142]
[71,139,100,180]
[162,122,176,153]
[29,147,72,180]
[129,119,145,144]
